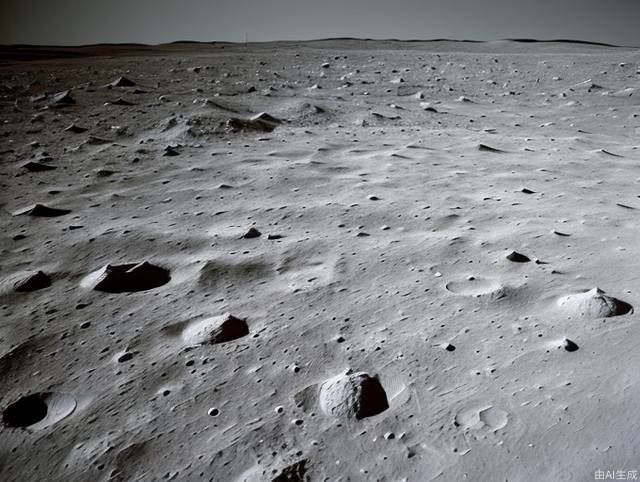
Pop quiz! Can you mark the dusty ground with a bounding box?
[1,39,640,481]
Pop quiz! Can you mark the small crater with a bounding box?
[455,406,508,432]
[445,277,504,298]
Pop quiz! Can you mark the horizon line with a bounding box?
[0,36,635,50]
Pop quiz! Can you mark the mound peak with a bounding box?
[50,90,75,106]
[22,161,56,172]
[226,113,280,133]
[557,287,633,318]
[182,314,249,345]
[506,251,530,263]
[14,271,51,292]
[91,261,170,293]
[64,123,87,133]
[14,204,71,217]
[111,76,136,87]
[478,143,505,153]
[319,372,389,420]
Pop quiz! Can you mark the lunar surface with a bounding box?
[1,39,640,481]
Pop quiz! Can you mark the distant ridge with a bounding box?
[0,37,628,49]
[0,37,633,63]
[505,38,617,47]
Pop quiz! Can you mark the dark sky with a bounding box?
[2,0,639,47]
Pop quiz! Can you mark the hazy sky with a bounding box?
[2,0,639,47]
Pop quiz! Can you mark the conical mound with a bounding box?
[14,271,51,292]
[319,372,389,420]
[15,204,71,217]
[557,287,633,318]
[92,262,170,293]
[111,76,136,87]
[182,314,249,345]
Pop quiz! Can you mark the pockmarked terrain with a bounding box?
[1,39,639,481]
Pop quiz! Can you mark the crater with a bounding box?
[198,258,272,290]
[454,405,508,432]
[3,392,76,430]
[445,276,505,298]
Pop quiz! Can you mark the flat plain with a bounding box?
[1,39,639,481]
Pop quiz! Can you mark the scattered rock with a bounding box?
[506,251,530,263]
[96,168,116,177]
[272,460,309,482]
[110,98,134,106]
[562,338,579,352]
[163,146,180,156]
[86,136,112,145]
[22,161,56,172]
[110,76,136,87]
[478,143,504,153]
[243,227,262,239]
[64,123,87,133]
[117,352,134,363]
[50,90,75,106]
[226,113,280,133]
